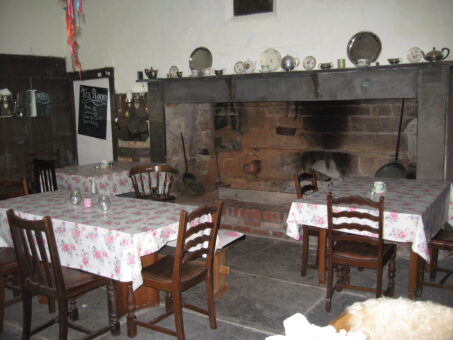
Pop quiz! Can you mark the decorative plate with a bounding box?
[406,47,423,63]
[302,56,317,70]
[234,61,245,74]
[169,65,179,78]
[260,48,282,72]
[189,47,213,71]
[346,31,382,65]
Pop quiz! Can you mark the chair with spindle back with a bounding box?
[127,200,223,339]
[129,164,178,202]
[6,209,119,339]
[33,159,57,193]
[25,150,59,193]
[325,192,396,312]
[293,171,320,276]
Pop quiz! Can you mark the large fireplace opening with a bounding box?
[165,99,418,196]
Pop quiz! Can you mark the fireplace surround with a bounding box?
[145,62,452,189]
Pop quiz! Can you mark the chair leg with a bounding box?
[68,299,78,321]
[0,274,4,333]
[376,265,383,298]
[325,261,334,313]
[386,253,396,297]
[165,291,172,313]
[430,247,439,281]
[22,290,32,340]
[126,283,137,338]
[315,234,320,266]
[107,279,120,336]
[205,277,217,329]
[172,290,185,340]
[335,266,345,292]
[301,226,309,276]
[58,298,69,340]
[48,297,56,314]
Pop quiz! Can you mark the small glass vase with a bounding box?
[98,195,111,211]
[69,189,82,205]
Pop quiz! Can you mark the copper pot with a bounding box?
[242,152,261,175]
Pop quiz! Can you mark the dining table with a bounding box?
[286,176,452,298]
[55,161,143,196]
[0,190,198,322]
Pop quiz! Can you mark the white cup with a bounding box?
[357,58,370,67]
[100,160,108,168]
[373,181,386,192]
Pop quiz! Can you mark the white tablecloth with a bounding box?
[286,177,451,262]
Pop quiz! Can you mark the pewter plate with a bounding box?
[347,31,382,65]
[189,47,213,71]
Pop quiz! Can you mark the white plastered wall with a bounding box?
[1,0,452,94]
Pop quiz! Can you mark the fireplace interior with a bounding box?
[166,99,418,194]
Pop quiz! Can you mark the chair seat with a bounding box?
[137,194,176,202]
[0,247,16,267]
[430,229,453,248]
[304,225,320,236]
[333,241,396,263]
[61,267,106,294]
[142,255,207,290]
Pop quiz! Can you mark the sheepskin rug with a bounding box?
[334,297,453,340]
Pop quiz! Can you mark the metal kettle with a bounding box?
[422,47,450,62]
[281,55,300,71]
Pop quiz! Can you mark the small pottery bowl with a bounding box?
[319,63,332,70]
[388,58,402,65]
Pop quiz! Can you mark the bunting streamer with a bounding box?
[60,0,85,74]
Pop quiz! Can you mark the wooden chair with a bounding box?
[129,164,178,202]
[424,224,453,290]
[0,177,29,331]
[6,209,119,339]
[293,171,320,276]
[0,177,29,200]
[0,247,21,333]
[127,200,223,340]
[325,192,396,312]
[33,159,57,193]
[25,150,59,193]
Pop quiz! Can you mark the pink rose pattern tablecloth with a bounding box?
[0,191,197,289]
[56,162,138,196]
[286,177,452,262]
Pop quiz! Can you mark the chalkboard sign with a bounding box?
[78,85,108,139]
[35,91,52,117]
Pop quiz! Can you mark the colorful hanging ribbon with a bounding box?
[60,0,85,75]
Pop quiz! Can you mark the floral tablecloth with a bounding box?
[0,190,197,289]
[286,177,452,262]
[56,162,141,196]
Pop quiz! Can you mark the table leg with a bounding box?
[107,279,121,336]
[116,253,160,316]
[408,249,424,298]
[318,229,326,285]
